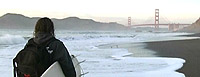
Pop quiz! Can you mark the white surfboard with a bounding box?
[41,61,65,77]
[41,55,82,77]
[71,55,82,77]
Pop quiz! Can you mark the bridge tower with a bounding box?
[128,17,131,26]
[155,9,159,28]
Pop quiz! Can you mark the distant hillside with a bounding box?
[179,18,200,33]
[0,13,128,30]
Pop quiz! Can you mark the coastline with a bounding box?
[97,32,200,77]
[98,37,200,77]
[98,42,156,57]
[145,38,200,77]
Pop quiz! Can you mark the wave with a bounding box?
[0,34,26,45]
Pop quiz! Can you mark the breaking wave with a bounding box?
[0,34,26,45]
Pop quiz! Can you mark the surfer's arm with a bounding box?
[50,41,76,77]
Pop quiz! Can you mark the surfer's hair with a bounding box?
[34,17,55,36]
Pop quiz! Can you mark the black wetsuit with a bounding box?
[33,32,76,77]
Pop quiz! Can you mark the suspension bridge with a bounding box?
[128,9,191,31]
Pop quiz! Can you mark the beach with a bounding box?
[0,30,195,77]
[145,38,200,77]
[98,34,200,77]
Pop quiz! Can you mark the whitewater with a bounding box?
[0,29,198,77]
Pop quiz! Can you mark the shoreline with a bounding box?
[98,38,200,77]
[145,38,200,77]
[97,32,200,77]
[98,42,156,57]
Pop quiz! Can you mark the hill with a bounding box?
[0,13,128,31]
[179,18,200,33]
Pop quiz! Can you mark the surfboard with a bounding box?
[71,55,82,77]
[41,61,65,77]
[41,55,82,77]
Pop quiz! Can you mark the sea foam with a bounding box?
[0,34,26,45]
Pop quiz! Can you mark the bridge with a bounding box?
[128,9,191,31]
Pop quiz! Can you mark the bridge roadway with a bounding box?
[131,24,191,26]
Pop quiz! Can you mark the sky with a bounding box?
[0,0,199,25]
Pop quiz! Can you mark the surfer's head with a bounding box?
[34,17,55,36]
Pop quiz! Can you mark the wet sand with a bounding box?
[98,43,156,57]
[145,39,200,77]
[98,34,200,77]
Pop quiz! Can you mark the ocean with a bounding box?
[0,29,197,77]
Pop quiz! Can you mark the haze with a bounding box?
[0,0,199,25]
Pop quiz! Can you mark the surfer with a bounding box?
[19,17,76,77]
[34,17,76,77]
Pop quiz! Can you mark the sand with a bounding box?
[98,43,156,57]
[98,34,200,77]
[145,39,200,77]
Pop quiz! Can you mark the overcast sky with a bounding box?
[0,0,199,25]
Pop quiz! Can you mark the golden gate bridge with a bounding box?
[128,9,191,31]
